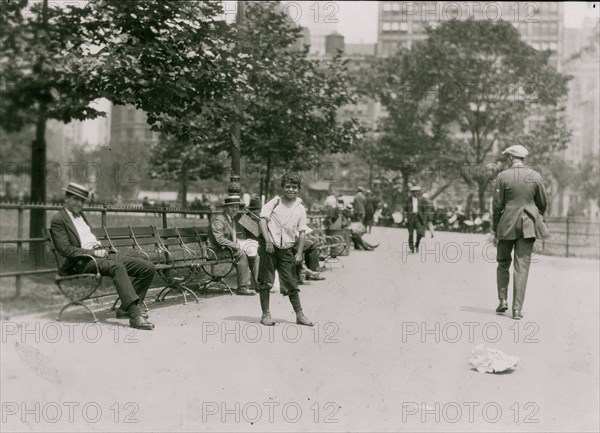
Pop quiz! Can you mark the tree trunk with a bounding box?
[401,169,410,202]
[29,109,47,266]
[229,1,245,179]
[259,176,264,200]
[230,123,241,178]
[431,181,453,200]
[29,0,49,266]
[179,164,188,208]
[477,181,488,214]
[557,186,564,216]
[265,153,272,199]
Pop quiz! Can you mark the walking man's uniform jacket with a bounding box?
[492,163,548,311]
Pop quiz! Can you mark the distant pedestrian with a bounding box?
[404,186,433,253]
[353,187,366,222]
[364,190,377,234]
[492,144,548,320]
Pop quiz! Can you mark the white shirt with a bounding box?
[412,197,418,213]
[66,209,100,250]
[260,196,309,249]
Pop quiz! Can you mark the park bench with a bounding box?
[44,224,236,322]
[307,229,348,269]
[174,227,237,295]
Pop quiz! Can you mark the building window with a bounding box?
[392,2,400,11]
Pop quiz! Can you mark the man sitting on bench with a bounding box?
[50,183,156,330]
[208,195,256,296]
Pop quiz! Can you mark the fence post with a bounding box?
[15,200,23,298]
[565,217,570,257]
[161,202,168,228]
[102,202,108,227]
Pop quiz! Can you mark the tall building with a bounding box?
[46,119,83,163]
[282,1,338,55]
[109,104,158,146]
[562,20,600,164]
[377,1,563,70]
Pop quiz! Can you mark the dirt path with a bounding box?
[1,228,598,432]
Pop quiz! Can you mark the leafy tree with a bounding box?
[546,156,574,216]
[409,20,570,212]
[78,0,244,141]
[235,2,363,197]
[358,50,448,200]
[150,133,228,208]
[573,155,600,211]
[1,0,104,261]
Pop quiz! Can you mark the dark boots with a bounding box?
[259,291,275,326]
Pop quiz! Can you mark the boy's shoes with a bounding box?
[296,312,314,327]
[261,312,275,326]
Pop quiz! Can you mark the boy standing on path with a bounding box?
[257,173,314,327]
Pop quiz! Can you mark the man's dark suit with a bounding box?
[404,196,433,252]
[493,163,547,311]
[50,209,155,311]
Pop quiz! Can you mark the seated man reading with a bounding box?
[208,195,257,296]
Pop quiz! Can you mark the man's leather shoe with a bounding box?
[116,308,148,319]
[495,300,508,313]
[296,312,314,326]
[306,274,325,281]
[261,312,275,326]
[512,309,523,320]
[237,287,256,296]
[129,316,155,330]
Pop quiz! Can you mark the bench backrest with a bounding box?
[43,228,64,271]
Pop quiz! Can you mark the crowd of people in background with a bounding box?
[321,185,494,236]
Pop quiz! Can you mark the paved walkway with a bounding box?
[1,228,598,432]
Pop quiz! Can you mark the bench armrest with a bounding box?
[57,254,100,278]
